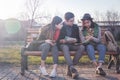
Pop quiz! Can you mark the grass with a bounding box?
[0,47,21,64]
[0,46,67,65]
[0,41,120,65]
[0,46,109,65]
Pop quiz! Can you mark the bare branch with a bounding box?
[25,0,44,26]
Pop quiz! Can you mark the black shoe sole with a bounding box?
[116,70,120,74]
[72,73,79,79]
[67,71,79,79]
[96,70,106,76]
[67,72,72,77]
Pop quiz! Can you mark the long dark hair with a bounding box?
[50,16,62,30]
[90,19,96,28]
[82,19,96,30]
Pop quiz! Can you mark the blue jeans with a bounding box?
[38,43,59,64]
[86,44,106,63]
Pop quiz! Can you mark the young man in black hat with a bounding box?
[58,12,85,79]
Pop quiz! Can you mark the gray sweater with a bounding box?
[79,27,101,44]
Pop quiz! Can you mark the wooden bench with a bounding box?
[20,27,120,75]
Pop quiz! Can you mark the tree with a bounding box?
[105,10,120,26]
[18,12,29,21]
[35,10,52,25]
[94,11,101,21]
[105,10,120,40]
[25,0,44,27]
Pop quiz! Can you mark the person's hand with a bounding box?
[87,36,93,41]
[45,39,54,46]
[52,40,56,43]
[68,39,77,43]
[60,39,66,44]
[85,36,90,40]
[89,36,94,41]
[85,36,93,41]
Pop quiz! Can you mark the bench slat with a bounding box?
[24,28,115,57]
[24,51,116,56]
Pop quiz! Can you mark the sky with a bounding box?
[0,0,25,19]
[0,0,120,20]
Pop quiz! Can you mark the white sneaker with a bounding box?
[39,66,48,76]
[50,69,57,78]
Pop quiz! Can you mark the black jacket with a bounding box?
[57,23,80,45]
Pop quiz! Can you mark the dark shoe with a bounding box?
[96,68,106,76]
[67,67,72,77]
[73,58,79,65]
[116,70,120,74]
[67,66,79,79]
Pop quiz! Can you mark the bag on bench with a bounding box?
[104,31,118,52]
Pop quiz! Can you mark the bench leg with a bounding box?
[108,54,120,73]
[114,54,120,74]
[114,47,120,74]
[108,47,120,73]
[21,48,28,76]
[108,54,112,62]
[108,55,114,69]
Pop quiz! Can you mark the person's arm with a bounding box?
[79,29,90,44]
[92,27,101,43]
[35,28,47,44]
[58,26,67,44]
[76,26,80,43]
[79,30,85,43]
[62,26,79,44]
[58,26,76,44]
[37,26,55,46]
[25,29,46,48]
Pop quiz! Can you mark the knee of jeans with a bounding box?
[86,45,94,50]
[79,45,85,51]
[97,44,106,51]
[41,43,51,50]
[98,60,104,63]
[52,45,57,50]
[60,45,68,50]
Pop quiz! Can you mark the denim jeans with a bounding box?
[86,44,106,63]
[38,43,59,64]
[60,44,85,66]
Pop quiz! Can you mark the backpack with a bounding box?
[105,31,118,52]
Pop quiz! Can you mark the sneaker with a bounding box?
[39,66,48,76]
[67,66,72,77]
[116,70,120,74]
[50,69,57,78]
[67,66,79,79]
[96,68,106,76]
